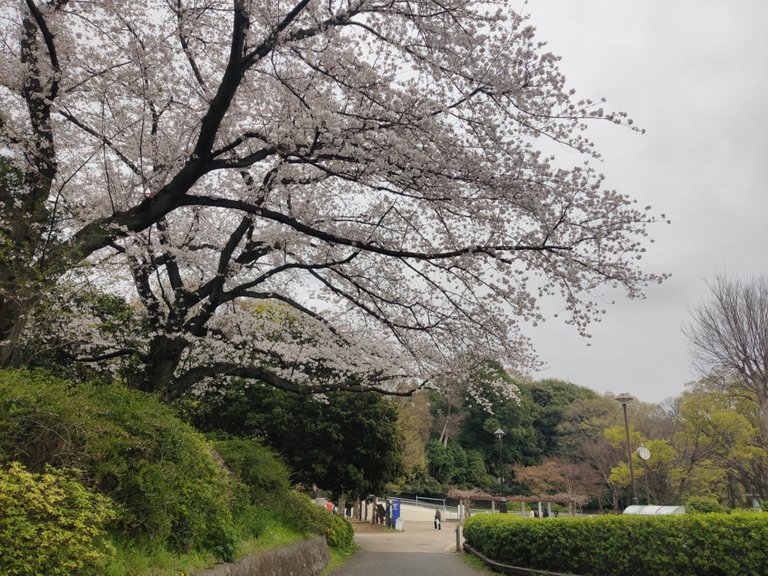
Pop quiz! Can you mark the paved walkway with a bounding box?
[329,521,486,576]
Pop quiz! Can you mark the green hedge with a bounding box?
[463,512,768,576]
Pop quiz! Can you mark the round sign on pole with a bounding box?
[637,446,651,460]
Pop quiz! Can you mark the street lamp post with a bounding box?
[494,428,505,493]
[615,393,639,505]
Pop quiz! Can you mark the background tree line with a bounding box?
[395,359,768,512]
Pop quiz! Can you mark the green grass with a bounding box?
[322,543,360,575]
[237,520,306,556]
[104,518,308,576]
[104,542,216,576]
[461,551,495,575]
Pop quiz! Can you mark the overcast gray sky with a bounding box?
[523,1,768,404]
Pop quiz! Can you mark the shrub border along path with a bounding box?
[463,512,768,576]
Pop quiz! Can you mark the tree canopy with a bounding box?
[685,276,768,499]
[1,0,664,399]
[186,380,404,499]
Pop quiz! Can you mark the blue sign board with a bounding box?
[390,498,400,525]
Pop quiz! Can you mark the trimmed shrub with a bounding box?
[0,369,237,560]
[324,513,355,550]
[464,512,768,576]
[279,491,354,551]
[0,462,116,576]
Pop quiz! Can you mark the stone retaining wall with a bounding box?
[194,536,329,576]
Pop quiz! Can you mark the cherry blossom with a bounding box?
[1,1,666,398]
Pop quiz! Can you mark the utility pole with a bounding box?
[494,428,505,493]
[615,393,638,505]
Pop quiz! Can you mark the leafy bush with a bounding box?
[212,437,354,550]
[213,438,291,503]
[0,462,116,576]
[278,491,354,550]
[324,513,355,550]
[464,512,768,576]
[0,369,237,560]
[212,437,295,541]
[685,495,727,513]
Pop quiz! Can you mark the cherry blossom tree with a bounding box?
[2,1,664,397]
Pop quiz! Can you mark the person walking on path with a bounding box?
[434,508,442,530]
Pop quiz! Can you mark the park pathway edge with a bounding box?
[193,535,329,576]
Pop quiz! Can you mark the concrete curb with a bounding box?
[463,543,576,576]
[194,536,329,576]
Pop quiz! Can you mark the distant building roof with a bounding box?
[623,505,685,515]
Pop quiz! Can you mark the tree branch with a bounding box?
[180,195,573,261]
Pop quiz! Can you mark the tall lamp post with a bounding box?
[494,428,505,493]
[615,393,639,505]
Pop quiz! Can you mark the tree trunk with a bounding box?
[757,391,768,450]
[0,282,43,368]
[0,12,57,368]
[138,335,186,398]
[0,297,24,367]
[439,419,448,447]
